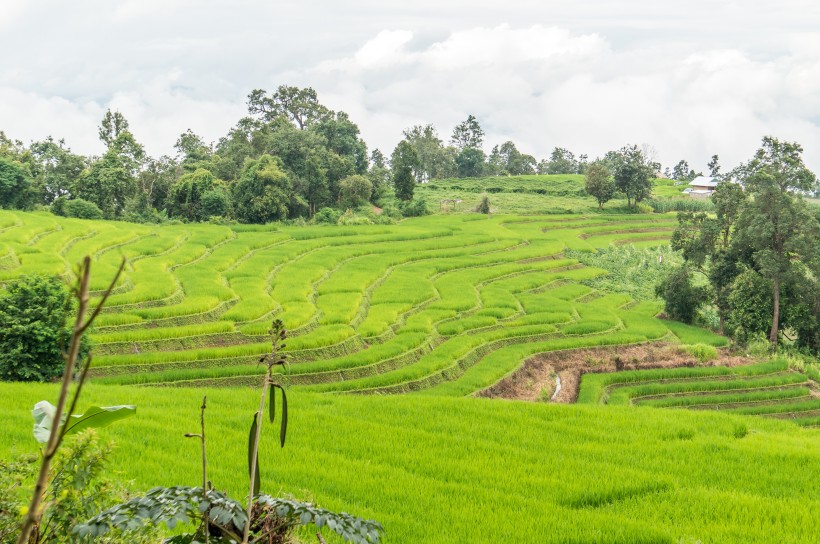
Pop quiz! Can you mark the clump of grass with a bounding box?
[683,343,718,364]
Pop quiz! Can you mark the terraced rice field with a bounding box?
[2,210,818,543]
[578,359,820,427]
[0,210,698,394]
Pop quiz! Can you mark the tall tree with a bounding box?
[0,156,32,209]
[454,147,486,178]
[402,124,455,182]
[611,145,655,208]
[175,129,212,168]
[391,141,418,201]
[29,137,85,204]
[496,141,536,175]
[98,110,130,148]
[450,115,484,151]
[733,136,818,346]
[232,155,293,223]
[708,154,721,177]
[543,147,578,175]
[584,162,615,209]
[247,86,331,129]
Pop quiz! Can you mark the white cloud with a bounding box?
[1,2,819,173]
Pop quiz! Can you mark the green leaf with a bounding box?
[248,413,260,496]
[32,401,136,444]
[279,387,288,448]
[268,383,275,424]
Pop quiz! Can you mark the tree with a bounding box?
[73,149,137,218]
[174,129,212,168]
[201,189,230,218]
[450,115,484,151]
[0,156,32,209]
[708,154,721,177]
[494,141,536,175]
[368,149,391,200]
[233,154,293,223]
[475,194,490,214]
[671,160,696,181]
[338,174,372,208]
[543,147,578,175]
[0,275,88,382]
[391,141,418,201]
[611,145,655,208]
[313,111,369,175]
[711,181,746,247]
[655,266,710,324]
[167,168,220,221]
[29,137,85,204]
[732,136,819,346]
[401,124,455,182]
[454,147,486,178]
[98,110,130,147]
[584,162,615,209]
[247,86,331,129]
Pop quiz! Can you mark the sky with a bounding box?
[2,0,820,172]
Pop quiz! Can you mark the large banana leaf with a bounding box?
[32,401,136,444]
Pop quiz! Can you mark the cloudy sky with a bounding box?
[2,0,820,172]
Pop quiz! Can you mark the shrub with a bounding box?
[51,196,67,216]
[64,198,104,220]
[0,275,89,382]
[400,198,429,217]
[655,265,710,324]
[313,207,341,224]
[684,343,718,363]
[475,195,491,214]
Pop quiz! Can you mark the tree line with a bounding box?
[0,85,638,224]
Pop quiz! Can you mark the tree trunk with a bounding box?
[769,276,780,347]
[718,314,725,335]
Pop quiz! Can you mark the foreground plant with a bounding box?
[77,320,383,544]
[17,257,127,544]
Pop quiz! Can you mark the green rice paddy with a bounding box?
[0,207,817,543]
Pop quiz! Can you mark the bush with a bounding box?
[51,196,67,216]
[64,198,104,220]
[313,207,341,224]
[0,275,89,382]
[201,188,231,219]
[684,343,718,363]
[655,265,710,324]
[475,195,491,214]
[400,198,429,217]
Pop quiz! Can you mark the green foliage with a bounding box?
[399,198,428,217]
[233,154,293,223]
[454,147,485,178]
[31,401,136,444]
[727,268,774,341]
[475,194,490,214]
[0,275,88,382]
[584,162,615,209]
[655,265,709,324]
[77,486,383,544]
[0,156,32,210]
[610,145,655,208]
[646,199,714,213]
[63,198,104,220]
[167,168,220,221]
[313,207,341,224]
[201,188,231,219]
[0,430,158,544]
[339,174,373,209]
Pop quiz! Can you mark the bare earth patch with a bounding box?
[478,343,755,403]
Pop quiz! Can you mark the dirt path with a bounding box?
[478,342,755,403]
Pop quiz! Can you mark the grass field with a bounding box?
[1,202,817,543]
[0,383,818,544]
